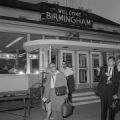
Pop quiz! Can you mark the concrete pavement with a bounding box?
[0,102,120,120]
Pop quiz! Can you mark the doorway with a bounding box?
[76,51,89,88]
[90,52,102,87]
[59,50,75,73]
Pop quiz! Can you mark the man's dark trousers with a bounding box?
[101,84,115,120]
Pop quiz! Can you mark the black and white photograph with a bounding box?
[0,0,120,120]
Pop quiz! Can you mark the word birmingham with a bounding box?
[43,12,92,27]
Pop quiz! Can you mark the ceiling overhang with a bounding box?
[23,39,120,52]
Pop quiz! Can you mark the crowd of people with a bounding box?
[42,56,120,120]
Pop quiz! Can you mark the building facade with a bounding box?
[0,0,120,90]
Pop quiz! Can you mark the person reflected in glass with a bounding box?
[2,65,9,74]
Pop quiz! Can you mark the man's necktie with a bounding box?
[107,67,112,83]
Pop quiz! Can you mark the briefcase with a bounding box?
[111,98,120,112]
[62,99,73,118]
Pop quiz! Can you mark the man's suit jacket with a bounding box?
[43,71,68,99]
[117,72,120,98]
[99,65,119,96]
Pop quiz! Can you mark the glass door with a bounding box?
[77,51,89,86]
[60,50,75,72]
[90,52,102,86]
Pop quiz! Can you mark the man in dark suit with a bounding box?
[98,56,119,120]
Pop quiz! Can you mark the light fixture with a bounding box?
[34,70,39,74]
[18,70,25,75]
[62,46,69,49]
[93,48,98,51]
[5,37,23,48]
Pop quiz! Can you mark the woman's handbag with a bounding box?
[55,86,67,96]
[62,98,73,118]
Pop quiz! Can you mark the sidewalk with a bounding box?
[0,102,120,120]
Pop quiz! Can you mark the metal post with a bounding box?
[38,48,45,109]
[49,45,51,64]
[26,34,31,74]
[39,48,43,73]
[15,49,19,67]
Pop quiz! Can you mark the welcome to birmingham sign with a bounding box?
[39,4,93,29]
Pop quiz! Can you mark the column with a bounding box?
[26,34,31,74]
[49,45,51,64]
[39,48,43,72]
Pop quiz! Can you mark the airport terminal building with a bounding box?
[0,0,120,90]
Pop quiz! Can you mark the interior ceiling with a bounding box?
[0,32,119,54]
[0,32,27,53]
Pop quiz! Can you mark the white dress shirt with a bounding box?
[62,67,74,77]
[108,66,113,76]
[107,66,113,81]
[51,70,59,88]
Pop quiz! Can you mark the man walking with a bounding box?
[43,63,68,120]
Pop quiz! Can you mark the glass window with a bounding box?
[51,49,58,64]
[0,31,27,74]
[77,53,88,83]
[63,53,73,67]
[29,50,39,74]
[59,36,68,40]
[79,54,87,68]
[92,54,100,82]
[79,70,87,83]
[31,34,42,40]
[45,35,56,39]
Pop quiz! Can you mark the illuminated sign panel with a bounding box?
[0,53,16,59]
[40,4,93,29]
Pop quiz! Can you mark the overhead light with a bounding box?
[34,70,39,74]
[5,37,23,48]
[93,48,98,50]
[18,70,25,75]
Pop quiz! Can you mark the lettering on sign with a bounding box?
[40,5,93,28]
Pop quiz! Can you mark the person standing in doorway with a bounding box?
[43,63,68,120]
[62,62,74,102]
[97,56,119,120]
